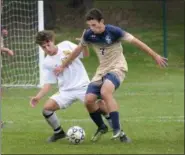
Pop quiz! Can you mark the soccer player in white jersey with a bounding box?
[53,8,168,143]
[30,30,111,142]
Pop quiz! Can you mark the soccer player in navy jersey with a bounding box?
[54,8,168,143]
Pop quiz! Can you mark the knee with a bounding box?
[85,95,95,104]
[42,101,56,118]
[42,109,53,118]
[43,99,60,111]
[84,95,96,106]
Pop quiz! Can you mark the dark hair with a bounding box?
[85,8,103,22]
[35,30,55,45]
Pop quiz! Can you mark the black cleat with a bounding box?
[91,125,108,142]
[47,130,66,142]
[120,134,132,143]
[111,129,132,143]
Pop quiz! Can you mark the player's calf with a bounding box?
[42,109,66,142]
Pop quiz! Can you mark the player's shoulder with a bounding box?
[106,24,124,33]
[106,24,125,38]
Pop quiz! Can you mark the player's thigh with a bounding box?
[85,82,102,104]
[50,91,75,109]
[75,86,97,104]
[75,86,87,103]
[101,72,121,96]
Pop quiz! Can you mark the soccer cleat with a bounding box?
[111,130,123,140]
[111,130,132,143]
[120,134,132,143]
[47,130,66,142]
[91,125,108,142]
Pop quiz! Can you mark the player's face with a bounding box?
[41,41,57,56]
[86,19,105,34]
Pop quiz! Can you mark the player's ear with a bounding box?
[100,19,104,24]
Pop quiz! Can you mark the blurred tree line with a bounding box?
[44,0,184,29]
[44,0,93,29]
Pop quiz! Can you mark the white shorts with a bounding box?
[50,86,87,109]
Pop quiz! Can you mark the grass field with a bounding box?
[1,25,184,154]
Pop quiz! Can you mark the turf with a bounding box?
[1,25,184,154]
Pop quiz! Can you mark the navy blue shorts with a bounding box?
[86,72,121,98]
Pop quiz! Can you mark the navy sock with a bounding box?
[110,111,120,131]
[90,109,106,128]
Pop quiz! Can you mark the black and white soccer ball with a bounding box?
[66,126,85,144]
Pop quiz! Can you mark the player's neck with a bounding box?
[51,46,58,56]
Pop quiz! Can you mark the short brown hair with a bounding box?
[85,8,103,22]
[35,30,55,45]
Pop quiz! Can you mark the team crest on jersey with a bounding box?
[105,35,112,44]
[63,50,71,56]
[61,50,71,64]
[91,35,96,38]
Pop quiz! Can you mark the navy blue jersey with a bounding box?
[82,24,125,46]
[80,24,128,82]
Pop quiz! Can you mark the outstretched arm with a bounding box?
[123,32,168,68]
[54,29,87,76]
[53,44,85,76]
[30,84,52,107]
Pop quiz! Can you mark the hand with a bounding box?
[53,66,65,76]
[2,29,8,36]
[7,49,14,56]
[154,54,168,68]
[30,96,40,108]
[75,29,86,42]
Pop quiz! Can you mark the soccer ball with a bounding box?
[66,126,85,144]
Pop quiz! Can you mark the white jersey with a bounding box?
[42,41,90,91]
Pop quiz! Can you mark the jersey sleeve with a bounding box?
[66,41,84,59]
[42,65,57,84]
[109,25,124,40]
[122,32,134,42]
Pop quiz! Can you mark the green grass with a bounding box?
[1,25,184,154]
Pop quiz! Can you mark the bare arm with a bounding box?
[63,44,84,68]
[81,43,89,57]
[54,29,88,75]
[1,47,14,56]
[76,37,89,57]
[35,84,52,100]
[131,37,158,59]
[53,44,85,76]
[123,32,168,67]
[30,84,52,107]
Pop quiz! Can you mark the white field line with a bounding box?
[2,91,183,100]
[4,116,184,124]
